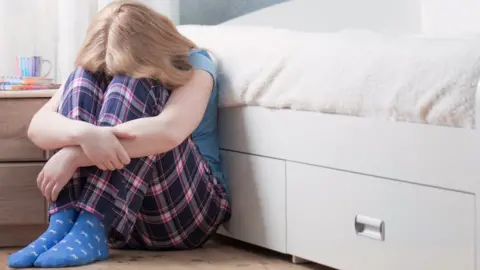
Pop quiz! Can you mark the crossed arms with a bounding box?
[28,70,214,201]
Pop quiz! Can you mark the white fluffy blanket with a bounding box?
[178,25,480,128]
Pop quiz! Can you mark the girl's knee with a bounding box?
[58,67,108,121]
[108,75,156,92]
[61,67,108,102]
[65,67,106,87]
[106,75,170,112]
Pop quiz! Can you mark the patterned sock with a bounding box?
[7,209,78,268]
[34,211,109,268]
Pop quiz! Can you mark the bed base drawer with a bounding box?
[286,162,475,270]
[217,150,287,253]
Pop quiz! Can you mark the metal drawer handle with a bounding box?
[354,215,385,241]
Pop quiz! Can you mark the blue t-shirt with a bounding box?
[188,49,228,196]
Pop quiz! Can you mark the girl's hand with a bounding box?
[37,147,79,202]
[75,125,135,170]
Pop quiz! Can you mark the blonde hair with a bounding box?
[75,0,197,89]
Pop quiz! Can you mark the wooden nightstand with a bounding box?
[0,90,56,247]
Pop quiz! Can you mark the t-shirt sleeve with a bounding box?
[188,49,217,83]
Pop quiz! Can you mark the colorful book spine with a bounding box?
[9,84,61,90]
[0,76,59,90]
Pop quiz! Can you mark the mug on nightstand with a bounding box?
[16,56,52,78]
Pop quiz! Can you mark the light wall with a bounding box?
[223,0,422,34]
[0,0,58,79]
[0,0,281,80]
[179,0,286,25]
[421,0,480,34]
[0,0,479,82]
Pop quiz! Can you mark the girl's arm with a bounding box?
[67,67,215,168]
[119,68,214,156]
[109,51,217,158]
[27,83,97,150]
[40,50,216,167]
[28,82,133,170]
[38,68,214,201]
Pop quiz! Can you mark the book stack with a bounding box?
[0,76,61,90]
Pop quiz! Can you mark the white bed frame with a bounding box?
[215,1,480,270]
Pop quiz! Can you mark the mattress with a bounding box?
[178,25,480,129]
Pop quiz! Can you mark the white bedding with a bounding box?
[178,25,480,128]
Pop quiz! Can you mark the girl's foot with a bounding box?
[34,211,109,268]
[7,209,78,268]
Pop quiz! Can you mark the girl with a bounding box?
[8,0,230,268]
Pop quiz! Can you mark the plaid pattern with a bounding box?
[50,68,231,250]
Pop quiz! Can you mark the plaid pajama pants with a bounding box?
[49,67,231,250]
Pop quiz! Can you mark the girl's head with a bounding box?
[75,0,196,89]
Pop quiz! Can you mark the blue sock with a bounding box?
[7,209,78,268]
[34,211,109,268]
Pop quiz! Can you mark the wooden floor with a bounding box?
[2,237,334,270]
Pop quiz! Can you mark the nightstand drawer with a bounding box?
[0,163,46,225]
[0,98,47,161]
